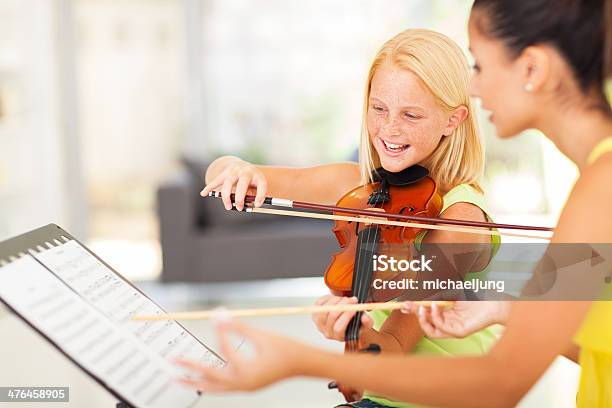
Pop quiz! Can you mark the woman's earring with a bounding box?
[524,83,534,92]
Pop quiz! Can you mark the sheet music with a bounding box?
[0,255,201,408]
[33,240,223,369]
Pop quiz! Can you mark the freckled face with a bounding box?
[367,62,451,173]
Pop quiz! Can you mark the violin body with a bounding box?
[324,176,442,297]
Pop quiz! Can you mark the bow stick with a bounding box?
[207,191,553,240]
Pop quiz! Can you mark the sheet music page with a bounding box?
[0,255,201,408]
[33,240,224,369]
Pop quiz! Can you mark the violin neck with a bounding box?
[344,226,379,343]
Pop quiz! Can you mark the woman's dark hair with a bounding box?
[472,0,611,99]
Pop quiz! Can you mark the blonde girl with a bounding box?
[202,29,497,408]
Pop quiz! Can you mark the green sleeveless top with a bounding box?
[363,184,501,408]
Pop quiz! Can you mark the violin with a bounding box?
[206,168,553,403]
[322,165,441,402]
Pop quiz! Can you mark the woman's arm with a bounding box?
[303,301,591,408]
[202,155,361,209]
[181,162,612,406]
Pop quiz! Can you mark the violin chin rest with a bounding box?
[373,165,429,186]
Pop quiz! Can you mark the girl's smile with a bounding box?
[378,137,412,156]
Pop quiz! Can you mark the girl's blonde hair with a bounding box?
[359,29,484,193]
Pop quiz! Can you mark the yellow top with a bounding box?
[574,136,612,407]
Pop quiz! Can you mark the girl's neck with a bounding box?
[534,102,612,170]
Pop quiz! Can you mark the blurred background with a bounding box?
[0,0,580,407]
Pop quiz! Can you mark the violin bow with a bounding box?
[206,191,554,240]
[133,300,453,321]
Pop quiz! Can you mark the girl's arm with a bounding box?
[370,200,493,352]
[202,155,361,209]
[314,200,492,353]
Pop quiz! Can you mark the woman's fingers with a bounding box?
[429,302,460,336]
[178,363,237,392]
[175,358,209,376]
[400,301,418,314]
[216,321,242,364]
[417,306,447,338]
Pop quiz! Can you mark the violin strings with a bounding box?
[349,189,383,350]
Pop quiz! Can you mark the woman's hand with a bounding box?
[201,156,268,211]
[176,319,312,392]
[401,301,511,339]
[312,295,374,341]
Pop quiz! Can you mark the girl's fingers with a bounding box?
[254,176,267,207]
[220,175,238,210]
[360,313,374,330]
[315,294,334,305]
[201,173,224,196]
[332,310,357,338]
[233,175,252,211]
[312,295,338,333]
[326,297,357,339]
[324,297,346,338]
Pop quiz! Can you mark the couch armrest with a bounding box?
[157,169,195,282]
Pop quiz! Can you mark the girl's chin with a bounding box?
[379,160,414,173]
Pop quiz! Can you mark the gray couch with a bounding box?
[156,161,339,282]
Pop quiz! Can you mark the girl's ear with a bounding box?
[443,105,468,136]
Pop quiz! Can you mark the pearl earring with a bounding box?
[524,83,534,92]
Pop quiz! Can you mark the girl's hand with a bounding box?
[201,156,268,211]
[311,295,374,341]
[176,319,311,392]
[401,301,511,339]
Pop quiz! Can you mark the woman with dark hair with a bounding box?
[177,1,612,406]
